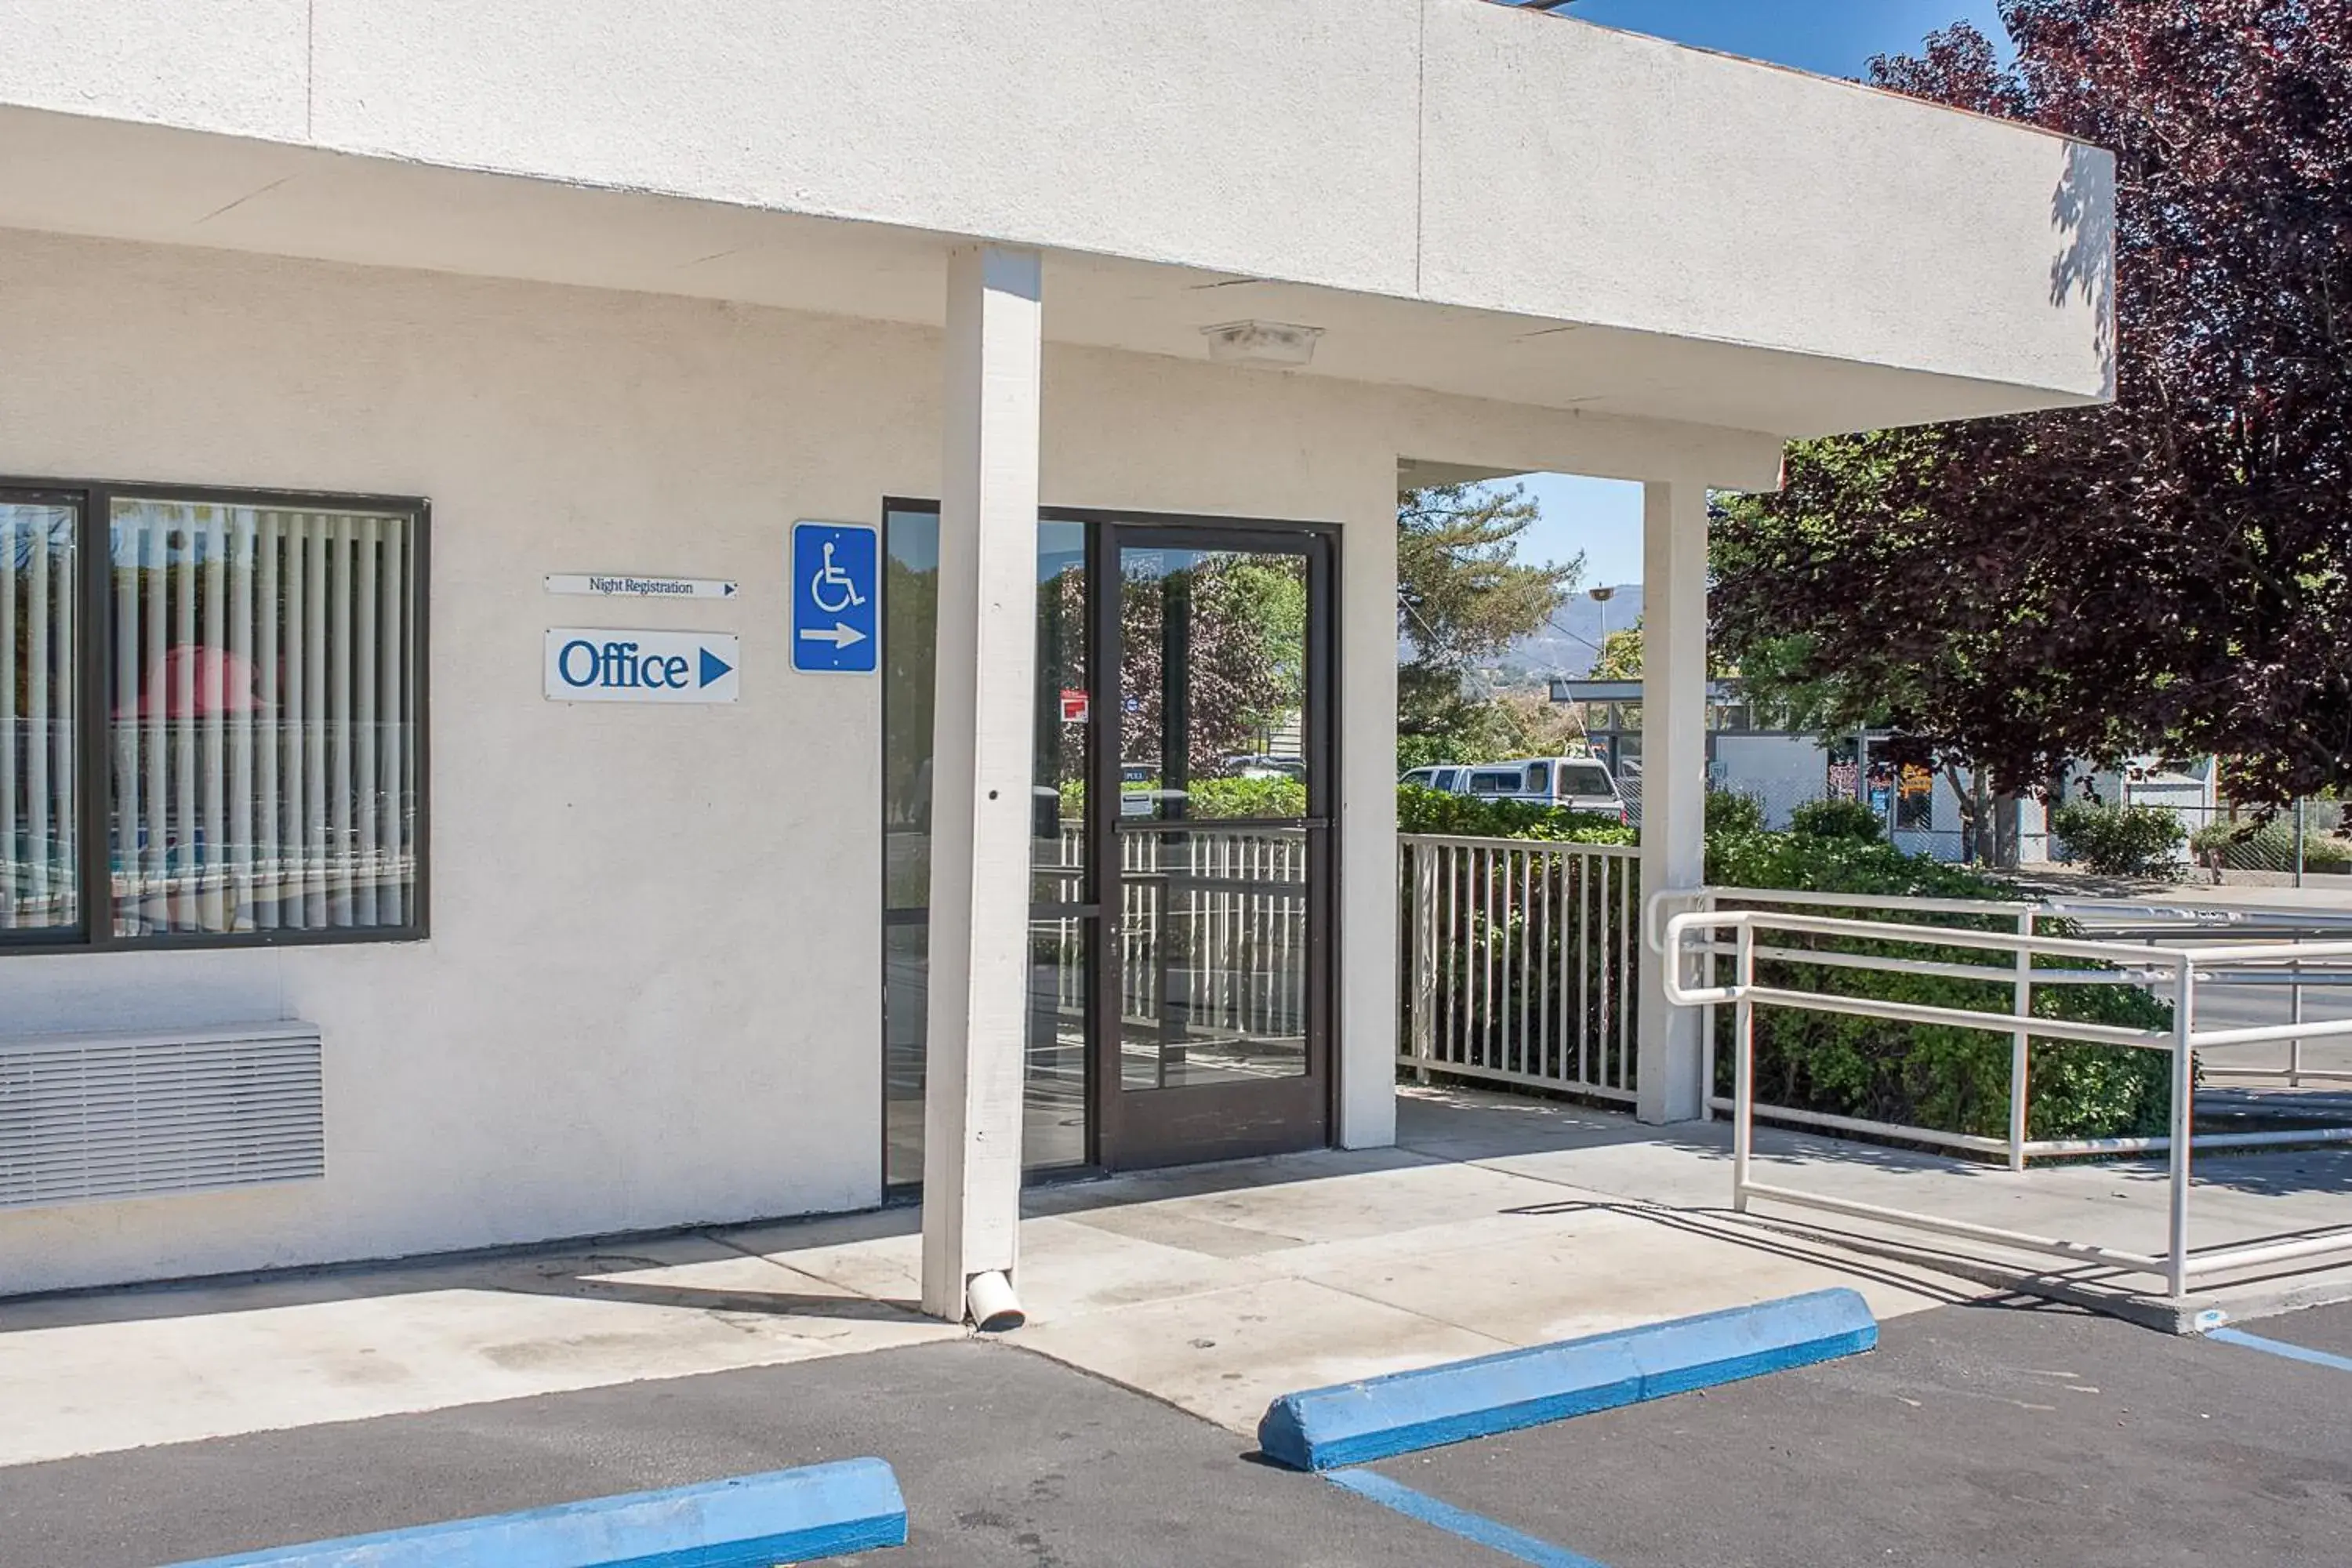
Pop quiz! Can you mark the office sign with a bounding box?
[545,629,739,703]
[791,521,880,674]
[546,573,739,601]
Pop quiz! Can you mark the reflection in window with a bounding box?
[108,500,420,938]
[881,508,1093,1185]
[1,501,79,933]
[1115,547,1308,823]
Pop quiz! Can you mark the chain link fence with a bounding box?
[2143,797,2349,885]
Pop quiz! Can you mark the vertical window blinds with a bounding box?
[0,486,423,947]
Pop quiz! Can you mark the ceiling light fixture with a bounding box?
[1201,320,1323,369]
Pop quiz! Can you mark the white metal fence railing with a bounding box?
[1038,822,1309,1042]
[1653,888,2352,1298]
[1398,835,1639,1102]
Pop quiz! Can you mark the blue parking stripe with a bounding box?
[1328,1468,1610,1568]
[2208,1327,2352,1374]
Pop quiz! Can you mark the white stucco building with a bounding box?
[0,0,2113,1317]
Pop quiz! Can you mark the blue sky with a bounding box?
[1509,0,2011,588]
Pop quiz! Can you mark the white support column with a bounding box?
[1338,481,1401,1149]
[922,245,1044,1324]
[1637,478,1708,1124]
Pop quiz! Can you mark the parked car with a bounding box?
[1406,757,1628,821]
[1222,754,1307,781]
[1400,764,1468,793]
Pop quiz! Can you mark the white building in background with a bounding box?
[0,0,2113,1316]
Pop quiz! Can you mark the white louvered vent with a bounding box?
[0,1022,324,1210]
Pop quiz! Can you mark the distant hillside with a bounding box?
[1493,583,1645,679]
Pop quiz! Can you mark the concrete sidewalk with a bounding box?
[2,1086,2343,1468]
[0,1091,1976,1467]
[1401,1087,2352,1329]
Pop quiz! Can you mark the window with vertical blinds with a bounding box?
[0,499,78,935]
[0,481,425,950]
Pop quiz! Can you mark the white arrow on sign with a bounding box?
[799,623,868,649]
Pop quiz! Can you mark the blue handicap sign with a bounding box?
[792,521,880,674]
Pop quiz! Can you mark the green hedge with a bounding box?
[1398,784,1636,844]
[1707,790,1767,835]
[1399,782,2174,1145]
[1059,775,1311,820]
[1707,824,2172,1142]
[1187,775,1307,819]
[1786,797,1886,844]
[2189,817,2352,873]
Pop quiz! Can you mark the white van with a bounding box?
[1459,757,1628,820]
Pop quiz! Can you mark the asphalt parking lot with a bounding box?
[1363,1298,2352,1568]
[2,1300,2347,1567]
[0,1338,1488,1568]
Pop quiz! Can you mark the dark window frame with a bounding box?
[0,474,431,955]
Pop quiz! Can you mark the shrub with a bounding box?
[1707,789,1766,835]
[1188,775,1306,819]
[1788,797,1886,843]
[2190,817,2352,874]
[2051,802,2187,878]
[1401,782,2176,1143]
[1708,829,2174,1142]
[1396,784,1635,844]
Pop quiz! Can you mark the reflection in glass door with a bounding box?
[1096,526,1331,1168]
[882,508,1335,1184]
[882,510,1093,1187]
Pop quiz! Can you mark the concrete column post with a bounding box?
[1338,481,1401,1149]
[921,245,1044,1323]
[1636,478,1708,1124]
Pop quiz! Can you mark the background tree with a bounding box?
[1589,619,1645,681]
[1398,482,1581,767]
[1713,2,2352,815]
[1116,554,1304,779]
[1578,612,1737,684]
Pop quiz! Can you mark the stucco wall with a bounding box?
[1421,2,2114,400]
[0,227,1733,1294]
[0,0,2111,408]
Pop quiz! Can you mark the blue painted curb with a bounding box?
[162,1457,908,1567]
[1258,1287,1878,1471]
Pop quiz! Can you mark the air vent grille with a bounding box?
[0,1022,325,1210]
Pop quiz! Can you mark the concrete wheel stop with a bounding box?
[1257,1288,1879,1472]
[160,1457,909,1567]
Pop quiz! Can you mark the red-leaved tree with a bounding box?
[1713,2,2352,809]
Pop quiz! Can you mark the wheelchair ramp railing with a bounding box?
[1652,890,2352,1301]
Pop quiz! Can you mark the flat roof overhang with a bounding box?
[0,0,2116,448]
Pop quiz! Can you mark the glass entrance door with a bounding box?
[883,510,1093,1186]
[883,506,1334,1184]
[1093,524,1333,1167]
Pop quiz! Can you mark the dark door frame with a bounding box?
[879,500,1341,1185]
[1085,515,1338,1170]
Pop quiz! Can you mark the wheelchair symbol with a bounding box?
[808,541,867,615]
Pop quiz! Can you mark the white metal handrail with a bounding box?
[1655,898,2352,1299]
